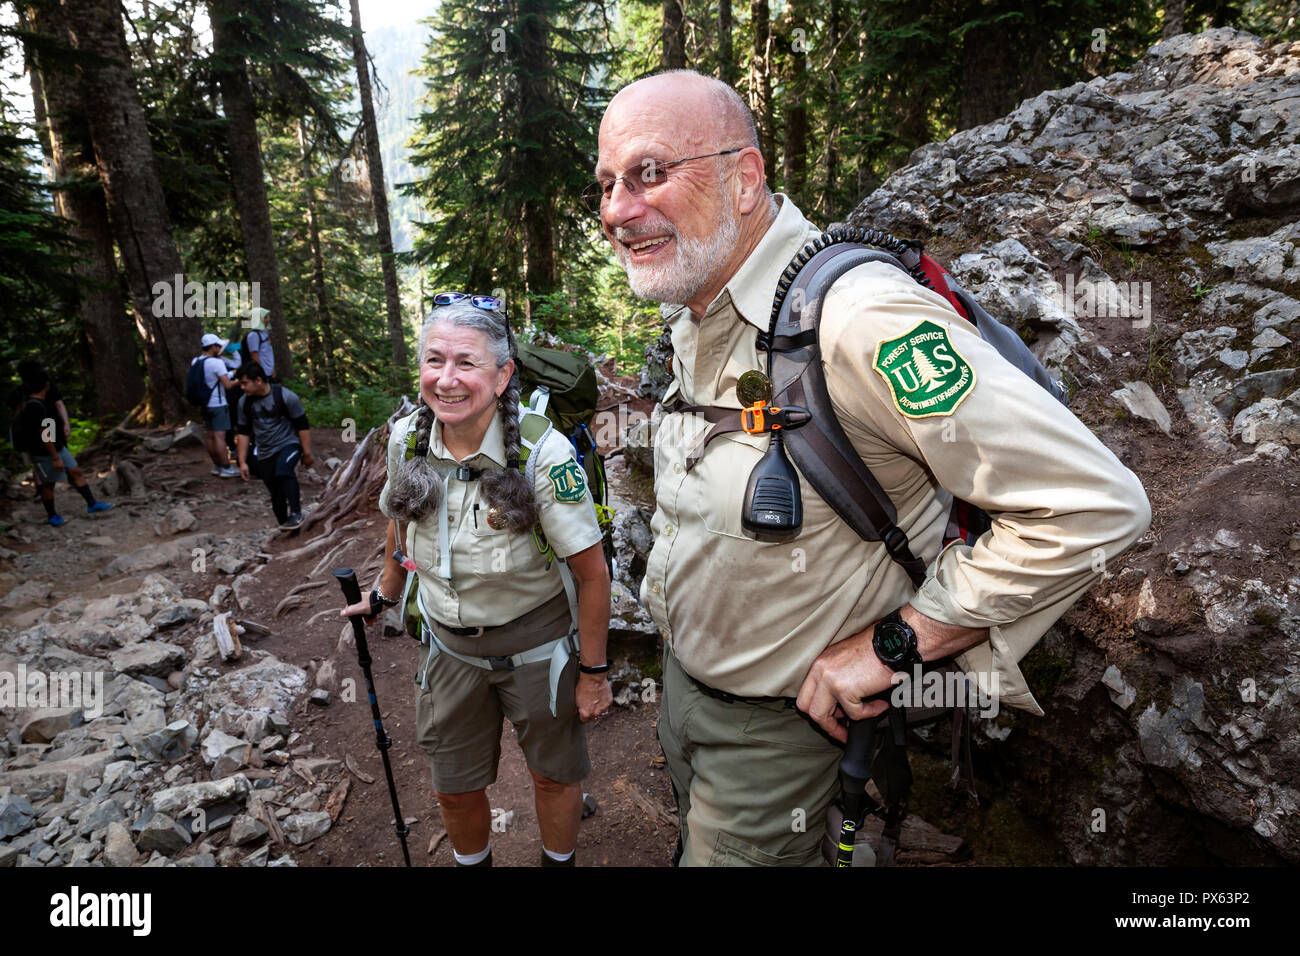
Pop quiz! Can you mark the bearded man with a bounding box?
[593,70,1151,866]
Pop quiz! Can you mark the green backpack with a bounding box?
[514,342,609,513]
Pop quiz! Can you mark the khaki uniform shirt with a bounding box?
[640,195,1151,713]
[379,409,602,628]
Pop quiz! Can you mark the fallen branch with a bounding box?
[345,754,375,785]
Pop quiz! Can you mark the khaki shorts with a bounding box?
[414,592,590,794]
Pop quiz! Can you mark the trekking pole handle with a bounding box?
[840,718,876,792]
[335,568,362,607]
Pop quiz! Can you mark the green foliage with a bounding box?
[402,0,613,318]
[293,383,399,433]
[526,259,663,372]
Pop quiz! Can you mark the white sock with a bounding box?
[453,844,491,866]
[542,846,574,862]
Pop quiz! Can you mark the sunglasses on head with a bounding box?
[432,292,505,313]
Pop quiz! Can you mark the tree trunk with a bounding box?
[781,2,808,203]
[27,3,145,417]
[518,0,557,320]
[349,0,406,376]
[208,0,293,379]
[820,0,841,221]
[59,0,195,424]
[750,0,774,175]
[297,121,336,398]
[1163,0,1187,37]
[958,20,1018,131]
[662,1,685,69]
[717,0,735,84]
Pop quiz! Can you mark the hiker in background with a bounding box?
[191,333,239,478]
[221,341,243,461]
[8,361,71,493]
[234,361,313,531]
[339,295,612,867]
[15,365,112,526]
[241,307,275,381]
[594,70,1152,866]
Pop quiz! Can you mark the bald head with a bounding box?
[603,70,759,155]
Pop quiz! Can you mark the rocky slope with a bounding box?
[844,27,1299,864]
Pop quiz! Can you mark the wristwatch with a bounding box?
[369,587,399,616]
[578,662,610,675]
[872,608,922,673]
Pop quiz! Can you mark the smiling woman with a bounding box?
[339,295,613,868]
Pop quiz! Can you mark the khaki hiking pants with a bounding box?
[657,647,842,866]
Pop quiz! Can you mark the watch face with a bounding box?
[874,622,912,663]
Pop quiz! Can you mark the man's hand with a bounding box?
[238,461,250,481]
[796,628,895,743]
[576,672,613,722]
[302,451,315,469]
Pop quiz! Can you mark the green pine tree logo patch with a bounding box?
[873,320,976,418]
[549,461,587,503]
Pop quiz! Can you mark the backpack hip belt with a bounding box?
[418,620,579,719]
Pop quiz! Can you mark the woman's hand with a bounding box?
[339,598,376,625]
[576,672,613,722]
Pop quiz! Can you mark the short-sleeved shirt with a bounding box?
[237,386,307,459]
[379,408,602,629]
[244,330,275,376]
[197,356,228,407]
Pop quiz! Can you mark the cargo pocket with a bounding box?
[740,701,840,755]
[708,830,823,867]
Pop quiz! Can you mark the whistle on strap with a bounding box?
[739,401,811,435]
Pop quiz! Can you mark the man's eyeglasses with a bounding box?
[432,292,505,313]
[582,148,745,214]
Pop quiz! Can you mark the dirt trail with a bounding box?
[0,427,678,867]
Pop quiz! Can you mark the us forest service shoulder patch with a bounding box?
[873,320,976,418]
[548,461,587,503]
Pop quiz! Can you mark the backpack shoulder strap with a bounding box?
[271,383,288,420]
[517,409,554,486]
[768,236,932,588]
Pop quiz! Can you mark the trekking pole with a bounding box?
[836,718,876,867]
[334,567,412,867]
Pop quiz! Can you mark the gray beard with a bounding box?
[618,203,739,306]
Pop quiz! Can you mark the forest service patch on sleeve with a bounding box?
[872,320,976,418]
[548,461,587,503]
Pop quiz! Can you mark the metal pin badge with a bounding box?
[737,370,773,407]
[486,506,507,530]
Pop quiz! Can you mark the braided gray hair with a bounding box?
[385,301,539,533]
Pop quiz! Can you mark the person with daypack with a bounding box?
[241,307,275,381]
[233,361,313,531]
[338,294,613,867]
[190,333,239,478]
[8,361,71,494]
[15,364,112,526]
[593,70,1152,866]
